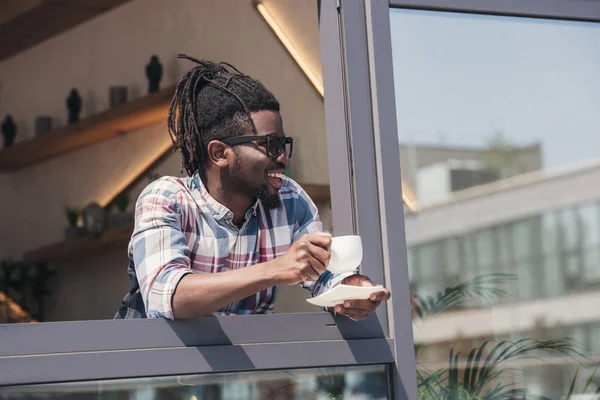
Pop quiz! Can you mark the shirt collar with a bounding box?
[190,172,259,222]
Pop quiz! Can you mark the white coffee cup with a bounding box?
[327,235,363,274]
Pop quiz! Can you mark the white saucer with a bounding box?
[306,284,384,308]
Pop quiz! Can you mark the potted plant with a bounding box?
[411,273,596,399]
[109,192,134,228]
[0,260,54,322]
[64,206,85,239]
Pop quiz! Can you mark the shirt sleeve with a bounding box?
[292,184,358,298]
[130,181,193,320]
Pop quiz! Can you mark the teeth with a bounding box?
[267,172,283,178]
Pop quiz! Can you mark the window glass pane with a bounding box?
[542,212,559,255]
[0,364,391,399]
[392,8,600,398]
[443,237,461,280]
[543,255,565,297]
[515,260,536,301]
[417,241,442,279]
[462,233,477,275]
[559,208,580,252]
[564,254,582,292]
[579,203,600,248]
[591,323,600,354]
[407,247,418,280]
[0,1,338,322]
[496,225,511,264]
[512,220,533,261]
[475,228,494,269]
[583,248,600,285]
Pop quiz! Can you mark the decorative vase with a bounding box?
[82,203,107,237]
[1,115,17,148]
[145,55,163,94]
[66,89,82,124]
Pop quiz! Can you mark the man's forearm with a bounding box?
[171,262,279,319]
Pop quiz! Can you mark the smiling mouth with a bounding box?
[266,172,284,190]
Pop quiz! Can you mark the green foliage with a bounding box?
[0,260,55,321]
[65,206,79,227]
[417,338,586,400]
[566,362,600,400]
[114,192,130,213]
[414,273,597,399]
[317,373,345,399]
[412,273,516,320]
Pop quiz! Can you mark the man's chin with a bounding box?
[255,185,282,210]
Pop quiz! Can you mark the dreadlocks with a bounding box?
[167,54,280,179]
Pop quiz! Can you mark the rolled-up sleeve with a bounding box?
[131,186,192,319]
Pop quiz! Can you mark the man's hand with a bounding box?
[269,232,332,285]
[331,274,390,321]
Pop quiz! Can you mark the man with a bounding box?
[115,55,390,321]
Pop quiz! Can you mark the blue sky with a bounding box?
[389,9,600,169]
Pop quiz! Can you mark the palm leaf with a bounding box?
[483,382,517,400]
[467,340,490,391]
[448,347,458,389]
[467,339,584,396]
[413,273,516,320]
[487,387,549,400]
[583,361,600,393]
[566,367,579,400]
[417,368,446,399]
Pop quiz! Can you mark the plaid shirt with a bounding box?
[115,172,354,319]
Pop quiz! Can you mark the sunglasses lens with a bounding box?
[267,138,282,157]
[264,136,292,158]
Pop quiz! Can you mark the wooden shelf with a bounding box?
[24,224,134,264]
[23,184,331,264]
[0,85,175,172]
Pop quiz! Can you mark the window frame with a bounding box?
[3,1,600,399]
[389,0,600,21]
[0,0,397,393]
[386,0,600,398]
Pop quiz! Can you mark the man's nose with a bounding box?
[274,148,289,165]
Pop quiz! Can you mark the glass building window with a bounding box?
[391,6,600,397]
[559,208,581,253]
[443,237,462,282]
[542,212,560,256]
[512,219,533,262]
[579,203,600,248]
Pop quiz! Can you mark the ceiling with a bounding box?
[0,0,131,62]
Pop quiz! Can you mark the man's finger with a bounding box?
[307,232,332,249]
[342,299,375,311]
[333,305,370,321]
[303,264,320,281]
[369,290,391,302]
[308,243,330,267]
[307,256,326,276]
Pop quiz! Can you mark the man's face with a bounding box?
[228,110,289,210]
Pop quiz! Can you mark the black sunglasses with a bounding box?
[220,134,293,159]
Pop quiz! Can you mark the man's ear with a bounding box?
[207,140,230,168]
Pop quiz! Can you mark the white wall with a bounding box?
[416,163,449,204]
[0,0,331,320]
